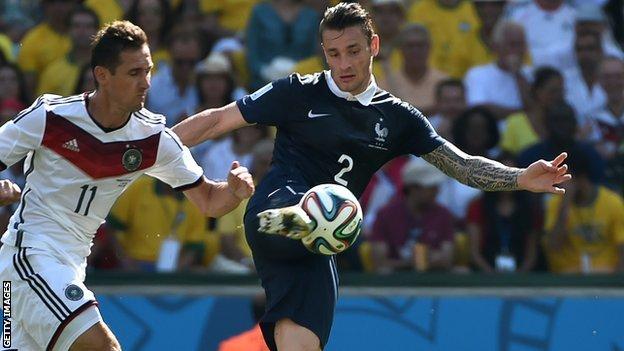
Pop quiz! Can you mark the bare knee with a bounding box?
[69,322,121,351]
[274,318,320,351]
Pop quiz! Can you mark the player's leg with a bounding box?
[69,320,120,351]
[4,246,116,350]
[274,318,321,351]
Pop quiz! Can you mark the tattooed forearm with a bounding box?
[421,142,522,191]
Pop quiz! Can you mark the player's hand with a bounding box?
[227,161,255,200]
[517,152,572,194]
[0,180,21,206]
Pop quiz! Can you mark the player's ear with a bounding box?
[370,34,380,57]
[93,66,109,87]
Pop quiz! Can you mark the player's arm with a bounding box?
[172,102,251,147]
[421,141,571,193]
[183,161,254,218]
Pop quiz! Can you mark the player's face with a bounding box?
[322,26,379,95]
[103,44,153,112]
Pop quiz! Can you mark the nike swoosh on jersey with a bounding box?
[307,110,331,118]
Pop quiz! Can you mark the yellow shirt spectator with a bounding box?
[217,198,252,258]
[108,176,216,264]
[446,31,494,78]
[407,0,479,75]
[36,57,80,96]
[200,0,260,33]
[544,187,624,273]
[500,112,540,155]
[0,34,14,62]
[17,23,71,76]
[84,0,124,25]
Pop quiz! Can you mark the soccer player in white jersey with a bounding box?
[0,21,255,350]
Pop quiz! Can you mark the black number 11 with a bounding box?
[75,185,98,216]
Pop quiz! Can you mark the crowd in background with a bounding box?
[0,0,623,275]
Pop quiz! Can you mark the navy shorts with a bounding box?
[244,182,339,350]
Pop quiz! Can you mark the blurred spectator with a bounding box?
[517,101,605,183]
[501,66,564,155]
[369,0,405,62]
[147,25,202,126]
[543,149,624,274]
[452,106,500,158]
[73,63,97,94]
[563,31,606,136]
[446,0,505,78]
[433,106,500,221]
[0,62,28,106]
[507,0,576,68]
[594,56,624,193]
[195,52,246,111]
[200,0,260,36]
[246,0,318,89]
[428,79,467,141]
[215,139,275,273]
[407,0,480,75]
[218,294,270,351]
[37,6,99,96]
[200,125,270,181]
[370,160,455,273]
[537,4,624,73]
[0,33,14,63]
[126,0,173,71]
[378,24,448,115]
[107,177,217,272]
[0,0,40,41]
[84,0,125,25]
[467,155,539,273]
[464,20,531,120]
[17,0,77,99]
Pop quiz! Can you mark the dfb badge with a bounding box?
[65,284,84,301]
[122,147,142,172]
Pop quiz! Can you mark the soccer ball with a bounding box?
[300,184,363,255]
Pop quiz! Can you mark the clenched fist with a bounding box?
[227,161,255,200]
[0,180,21,206]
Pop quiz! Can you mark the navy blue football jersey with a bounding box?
[236,72,444,198]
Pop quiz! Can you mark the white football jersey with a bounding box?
[0,93,203,258]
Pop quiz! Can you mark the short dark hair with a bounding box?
[452,106,500,152]
[90,20,147,76]
[531,66,562,95]
[435,78,464,99]
[319,2,374,44]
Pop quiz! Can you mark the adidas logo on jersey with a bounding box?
[62,139,80,152]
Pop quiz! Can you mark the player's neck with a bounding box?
[87,91,132,129]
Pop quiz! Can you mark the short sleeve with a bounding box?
[235,75,298,126]
[398,103,444,156]
[0,97,46,170]
[146,129,204,190]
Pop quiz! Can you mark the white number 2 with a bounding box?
[334,154,353,186]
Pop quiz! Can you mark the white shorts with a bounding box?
[0,245,102,351]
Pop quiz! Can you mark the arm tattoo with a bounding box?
[421,142,522,191]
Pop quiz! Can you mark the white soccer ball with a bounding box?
[300,184,363,255]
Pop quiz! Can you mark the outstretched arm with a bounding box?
[172,102,251,147]
[421,142,571,193]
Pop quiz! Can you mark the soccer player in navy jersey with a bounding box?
[173,3,571,350]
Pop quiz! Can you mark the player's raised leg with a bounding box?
[69,321,120,351]
[274,318,321,351]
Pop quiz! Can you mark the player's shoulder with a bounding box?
[132,107,167,127]
[371,88,424,118]
[13,93,84,123]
